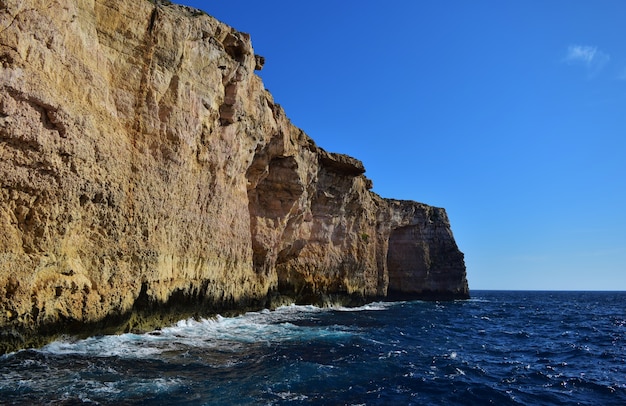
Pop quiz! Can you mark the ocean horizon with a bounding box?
[1,290,625,405]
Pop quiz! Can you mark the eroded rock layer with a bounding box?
[0,0,468,353]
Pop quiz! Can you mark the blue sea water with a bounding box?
[1,291,625,405]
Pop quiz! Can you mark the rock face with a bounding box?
[0,0,468,353]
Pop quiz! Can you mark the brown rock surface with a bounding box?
[0,0,468,353]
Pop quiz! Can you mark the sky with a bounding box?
[177,1,626,291]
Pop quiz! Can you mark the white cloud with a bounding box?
[565,45,598,64]
[563,45,610,75]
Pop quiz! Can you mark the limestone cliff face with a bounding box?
[0,0,468,353]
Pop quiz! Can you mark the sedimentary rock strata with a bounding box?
[0,0,468,353]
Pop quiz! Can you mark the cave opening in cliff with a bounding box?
[387,225,429,295]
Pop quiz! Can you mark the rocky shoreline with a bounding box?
[0,0,468,353]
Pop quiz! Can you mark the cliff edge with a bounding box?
[0,0,468,353]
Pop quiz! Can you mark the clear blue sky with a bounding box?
[177,1,626,291]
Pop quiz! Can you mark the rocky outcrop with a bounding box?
[0,0,468,353]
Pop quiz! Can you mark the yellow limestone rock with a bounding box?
[0,0,468,353]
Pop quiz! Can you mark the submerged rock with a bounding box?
[0,0,468,353]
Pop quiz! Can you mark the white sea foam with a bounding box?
[39,303,359,359]
[467,297,492,303]
[332,301,396,312]
[271,390,309,401]
[42,334,165,358]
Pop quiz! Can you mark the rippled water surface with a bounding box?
[1,291,625,405]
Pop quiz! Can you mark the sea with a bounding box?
[1,290,625,405]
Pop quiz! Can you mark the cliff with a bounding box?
[0,0,468,353]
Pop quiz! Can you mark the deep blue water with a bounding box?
[1,291,625,405]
